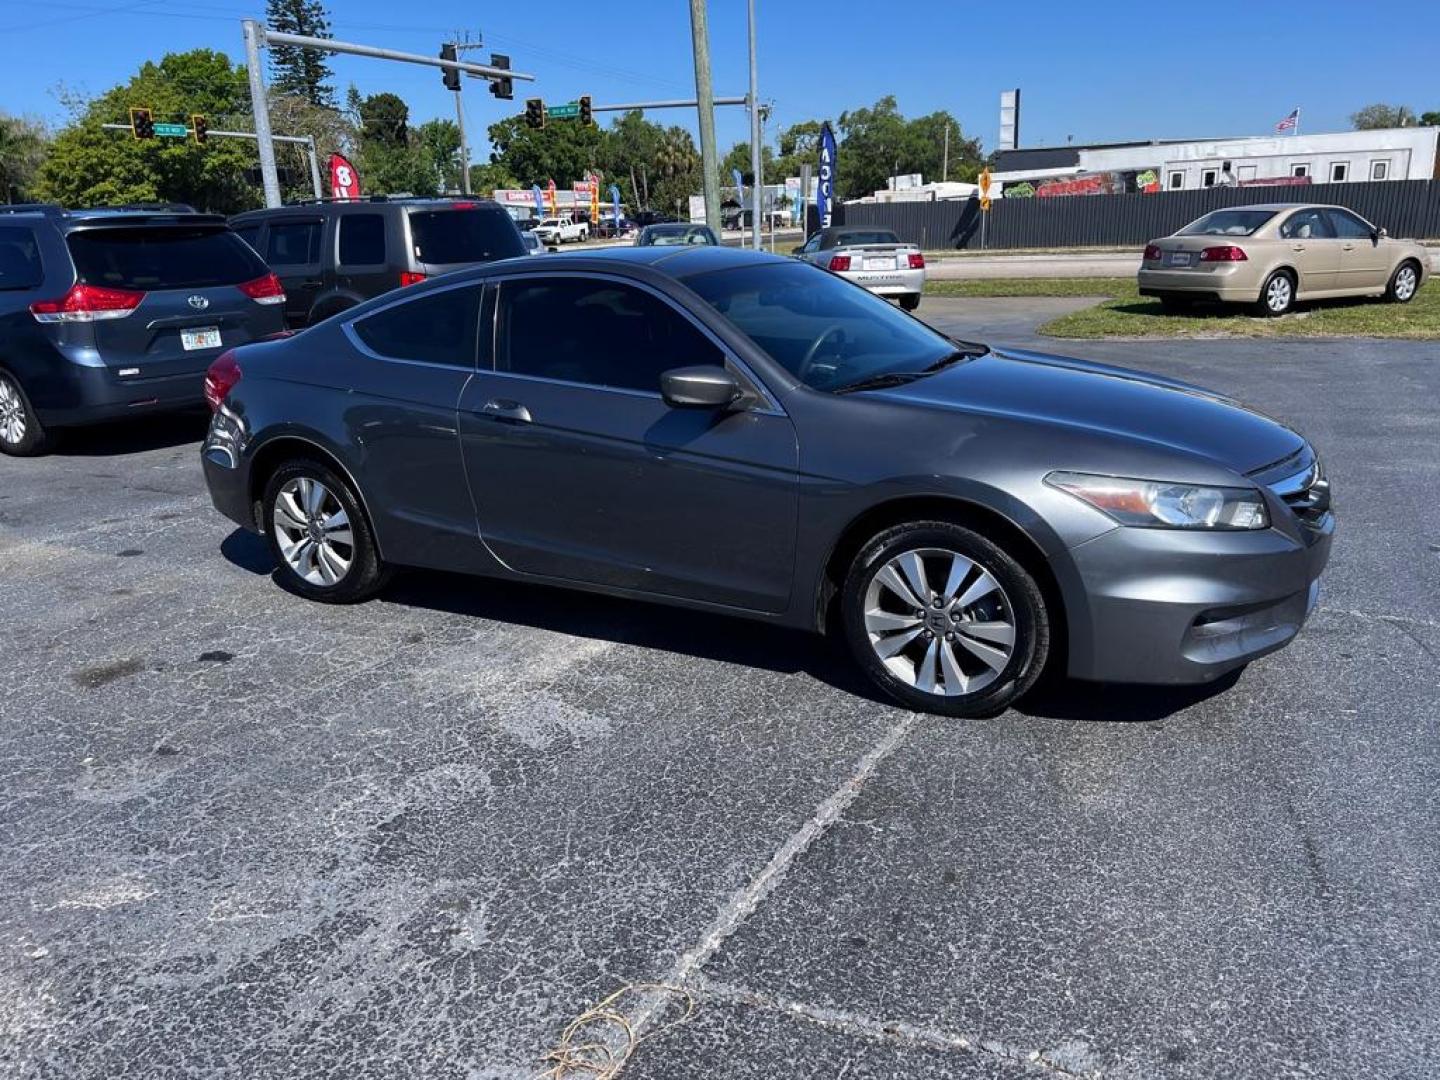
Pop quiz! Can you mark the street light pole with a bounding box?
[242,19,282,208]
[688,0,720,231]
[747,0,762,250]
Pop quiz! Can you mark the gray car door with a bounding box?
[457,272,800,614]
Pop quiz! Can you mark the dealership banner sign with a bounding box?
[816,122,837,229]
[329,154,360,200]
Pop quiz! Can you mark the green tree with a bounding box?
[0,113,49,204]
[358,92,409,149]
[415,118,462,193]
[37,49,257,212]
[721,140,776,187]
[834,97,983,197]
[265,0,335,108]
[468,161,518,196]
[1350,103,1416,130]
[907,111,983,184]
[1421,111,1440,127]
[649,126,700,216]
[773,119,823,181]
[485,112,606,188]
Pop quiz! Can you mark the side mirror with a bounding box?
[660,366,742,409]
[790,246,805,256]
[1375,227,1388,241]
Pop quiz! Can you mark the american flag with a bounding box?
[1276,108,1300,133]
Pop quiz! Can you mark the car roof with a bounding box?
[1206,203,1347,213]
[231,197,506,221]
[443,244,787,281]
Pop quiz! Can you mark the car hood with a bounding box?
[877,346,1303,475]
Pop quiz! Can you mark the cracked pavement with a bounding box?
[1,297,1437,1079]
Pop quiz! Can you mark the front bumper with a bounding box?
[1064,511,1334,684]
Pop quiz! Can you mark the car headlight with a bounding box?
[1047,471,1269,530]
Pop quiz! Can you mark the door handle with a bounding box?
[1341,244,1355,251]
[479,398,532,423]
[1291,244,1306,251]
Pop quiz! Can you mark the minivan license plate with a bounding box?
[181,327,221,351]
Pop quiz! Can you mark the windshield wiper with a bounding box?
[832,348,986,395]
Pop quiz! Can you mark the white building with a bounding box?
[993,126,1440,193]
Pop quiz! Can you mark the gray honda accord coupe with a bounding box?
[201,246,1333,717]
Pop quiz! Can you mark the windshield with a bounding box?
[641,225,715,247]
[687,261,967,391]
[1178,210,1279,237]
[66,226,268,290]
[409,208,525,265]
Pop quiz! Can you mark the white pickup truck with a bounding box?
[531,216,589,245]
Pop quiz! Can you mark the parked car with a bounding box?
[793,226,925,310]
[230,197,525,328]
[520,231,546,256]
[1139,204,1430,316]
[0,205,286,456]
[531,216,589,245]
[635,223,720,247]
[201,247,1332,717]
[631,210,678,228]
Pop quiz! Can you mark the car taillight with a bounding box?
[203,350,241,412]
[1199,245,1248,262]
[399,271,427,286]
[907,252,925,269]
[30,283,144,323]
[1143,244,1162,261]
[828,255,851,271]
[237,272,286,304]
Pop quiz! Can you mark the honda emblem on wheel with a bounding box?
[188,295,209,310]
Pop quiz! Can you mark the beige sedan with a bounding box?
[1139,204,1429,315]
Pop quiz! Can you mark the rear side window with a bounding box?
[409,209,525,265]
[0,227,43,291]
[266,220,322,265]
[352,285,480,368]
[338,214,386,265]
[232,223,261,253]
[498,277,723,393]
[1279,209,1334,240]
[65,227,267,289]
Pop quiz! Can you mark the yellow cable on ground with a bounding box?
[538,983,697,1079]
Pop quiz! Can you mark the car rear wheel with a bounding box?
[840,521,1049,717]
[899,294,921,312]
[262,461,389,603]
[0,370,49,457]
[1256,269,1295,317]
[1386,260,1420,304]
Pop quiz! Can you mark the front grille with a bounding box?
[1250,446,1330,525]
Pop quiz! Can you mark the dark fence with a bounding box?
[837,179,1440,251]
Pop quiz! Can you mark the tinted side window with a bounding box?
[352,285,480,368]
[1279,209,1334,240]
[0,226,43,291]
[338,214,386,265]
[1326,209,1374,240]
[498,277,723,393]
[266,220,322,265]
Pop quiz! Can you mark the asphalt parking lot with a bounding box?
[2,296,1437,1080]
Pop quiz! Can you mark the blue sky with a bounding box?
[4,0,1438,162]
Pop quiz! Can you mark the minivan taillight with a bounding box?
[907,252,925,269]
[1143,243,1162,261]
[30,283,144,323]
[1199,245,1248,262]
[828,255,851,271]
[399,271,427,286]
[237,272,286,304]
[204,350,241,412]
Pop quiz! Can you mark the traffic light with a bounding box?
[489,53,512,100]
[129,107,154,140]
[578,95,592,126]
[440,43,460,92]
[524,98,545,130]
[191,115,208,145]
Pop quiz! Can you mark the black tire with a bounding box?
[261,459,389,603]
[0,369,50,457]
[899,294,921,312]
[840,520,1050,718]
[1385,259,1421,304]
[1255,269,1295,317]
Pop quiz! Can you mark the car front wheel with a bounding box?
[262,460,389,603]
[0,370,49,457]
[840,521,1049,717]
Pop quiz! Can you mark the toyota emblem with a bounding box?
[188,295,209,310]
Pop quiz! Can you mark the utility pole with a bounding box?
[688,0,720,231]
[942,123,949,183]
[746,0,762,249]
[454,88,472,194]
[242,20,282,208]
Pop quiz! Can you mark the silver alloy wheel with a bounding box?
[863,547,1017,697]
[1394,264,1417,301]
[0,377,26,447]
[1266,274,1293,313]
[272,476,355,587]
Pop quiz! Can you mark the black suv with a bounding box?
[0,205,286,456]
[230,197,526,328]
